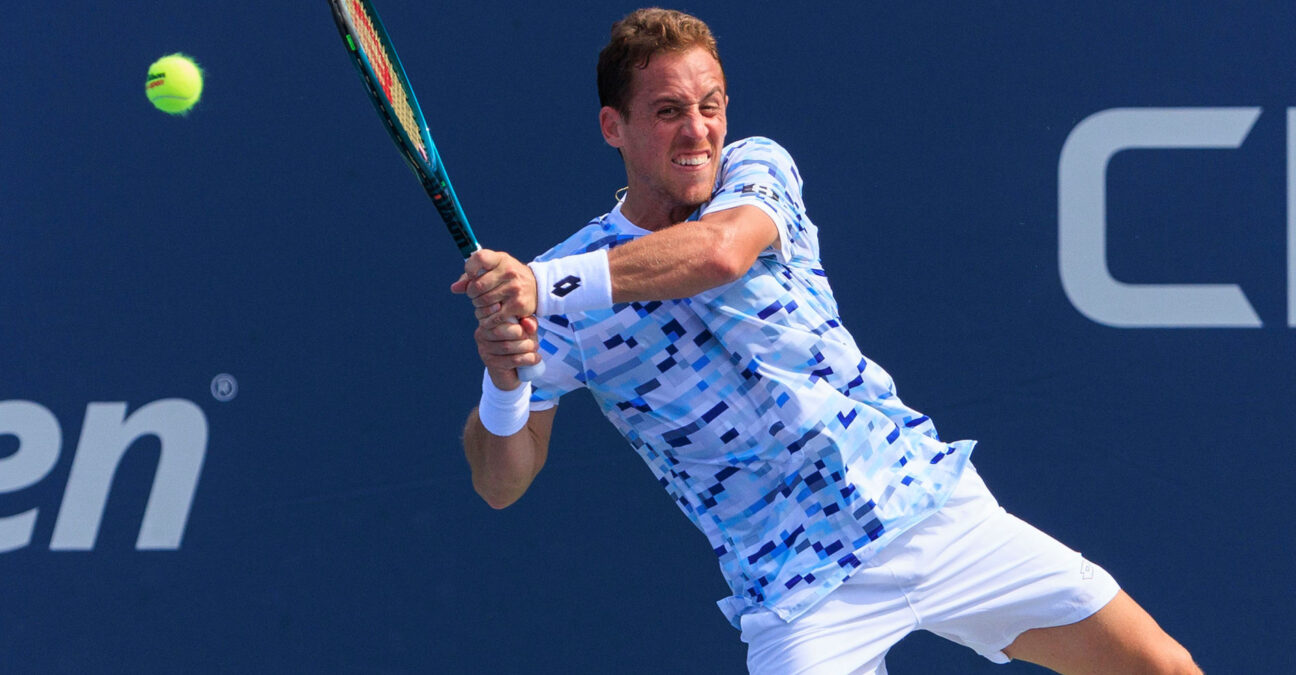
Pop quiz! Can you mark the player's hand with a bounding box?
[451,249,538,327]
[474,316,542,389]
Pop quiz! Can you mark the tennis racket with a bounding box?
[327,0,543,381]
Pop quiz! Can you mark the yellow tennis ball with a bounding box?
[146,53,204,114]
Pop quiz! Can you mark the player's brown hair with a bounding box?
[597,8,725,116]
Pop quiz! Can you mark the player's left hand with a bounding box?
[451,249,539,326]
[473,316,541,389]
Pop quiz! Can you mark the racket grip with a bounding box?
[504,315,545,382]
[517,361,545,381]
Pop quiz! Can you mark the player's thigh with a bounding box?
[1003,589,1200,674]
[741,571,917,675]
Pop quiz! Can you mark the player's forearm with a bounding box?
[462,407,552,509]
[607,218,752,302]
[527,206,777,316]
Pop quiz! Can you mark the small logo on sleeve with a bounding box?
[552,275,582,297]
[740,184,780,202]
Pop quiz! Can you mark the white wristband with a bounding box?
[478,369,531,436]
[528,249,613,316]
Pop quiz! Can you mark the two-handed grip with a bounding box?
[466,248,544,381]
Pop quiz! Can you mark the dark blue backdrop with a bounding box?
[5,2,1292,672]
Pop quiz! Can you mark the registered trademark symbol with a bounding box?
[210,373,238,402]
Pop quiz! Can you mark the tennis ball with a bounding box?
[146,53,203,114]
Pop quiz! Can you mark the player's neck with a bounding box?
[619,194,695,232]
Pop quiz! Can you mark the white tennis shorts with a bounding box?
[740,465,1120,674]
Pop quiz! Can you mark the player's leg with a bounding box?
[1002,589,1201,674]
[897,464,1197,672]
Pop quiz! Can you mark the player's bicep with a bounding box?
[700,203,780,248]
[697,204,781,274]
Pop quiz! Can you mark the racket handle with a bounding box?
[504,315,545,382]
[517,361,545,381]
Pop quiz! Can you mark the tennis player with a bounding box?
[452,8,1200,674]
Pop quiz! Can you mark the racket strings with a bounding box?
[345,2,427,162]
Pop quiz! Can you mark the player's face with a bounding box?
[600,47,728,230]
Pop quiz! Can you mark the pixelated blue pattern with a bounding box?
[528,137,973,627]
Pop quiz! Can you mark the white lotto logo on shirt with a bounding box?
[1059,107,1296,328]
[0,398,209,554]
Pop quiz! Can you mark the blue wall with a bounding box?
[5,2,1292,672]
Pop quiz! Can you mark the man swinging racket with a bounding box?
[453,8,1200,673]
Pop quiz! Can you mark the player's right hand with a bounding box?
[452,249,539,327]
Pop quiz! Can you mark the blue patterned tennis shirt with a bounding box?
[528,137,975,627]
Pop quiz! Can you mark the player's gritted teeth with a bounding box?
[673,152,711,167]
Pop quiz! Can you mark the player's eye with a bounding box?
[658,107,678,118]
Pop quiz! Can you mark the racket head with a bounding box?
[328,0,481,257]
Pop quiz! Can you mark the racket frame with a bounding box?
[327,0,481,258]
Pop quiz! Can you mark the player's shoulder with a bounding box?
[722,136,796,164]
[721,136,802,184]
[533,213,640,262]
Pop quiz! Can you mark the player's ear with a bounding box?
[599,106,624,149]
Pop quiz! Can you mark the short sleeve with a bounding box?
[700,137,816,265]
